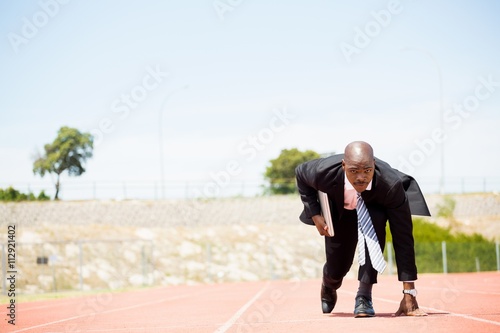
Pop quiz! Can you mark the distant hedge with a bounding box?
[0,187,50,202]
[386,218,497,273]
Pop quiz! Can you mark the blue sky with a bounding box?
[1,0,499,199]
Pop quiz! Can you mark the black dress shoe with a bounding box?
[354,295,375,317]
[321,284,337,313]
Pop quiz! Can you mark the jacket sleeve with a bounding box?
[295,160,322,219]
[384,181,418,281]
[397,171,431,216]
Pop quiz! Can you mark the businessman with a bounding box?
[295,141,430,317]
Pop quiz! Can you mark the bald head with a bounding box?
[342,141,375,192]
[344,141,374,163]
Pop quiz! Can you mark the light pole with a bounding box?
[158,84,189,199]
[402,47,445,194]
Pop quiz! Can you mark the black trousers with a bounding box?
[323,208,380,289]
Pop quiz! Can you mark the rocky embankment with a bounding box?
[0,194,498,294]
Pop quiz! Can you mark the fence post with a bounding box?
[387,241,393,275]
[206,243,212,283]
[150,241,156,285]
[79,241,83,291]
[442,241,448,274]
[496,241,499,272]
[141,244,147,286]
[51,264,57,292]
[268,244,275,280]
[1,244,6,295]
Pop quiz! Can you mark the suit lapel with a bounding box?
[330,167,345,219]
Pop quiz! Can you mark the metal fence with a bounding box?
[0,238,320,295]
[2,240,499,295]
[2,177,500,201]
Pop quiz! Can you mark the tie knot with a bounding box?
[357,192,361,199]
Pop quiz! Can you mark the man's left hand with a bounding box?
[394,295,427,316]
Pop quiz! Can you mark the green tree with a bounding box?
[33,126,94,200]
[0,187,26,201]
[0,187,50,202]
[264,148,321,194]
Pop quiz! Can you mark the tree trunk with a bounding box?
[55,174,61,200]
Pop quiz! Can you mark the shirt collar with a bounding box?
[344,173,372,191]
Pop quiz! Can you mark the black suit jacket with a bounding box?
[295,154,430,281]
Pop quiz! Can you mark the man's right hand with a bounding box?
[312,215,331,237]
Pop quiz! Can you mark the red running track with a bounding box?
[1,272,499,333]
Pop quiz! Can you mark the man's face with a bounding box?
[342,158,375,193]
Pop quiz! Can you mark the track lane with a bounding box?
[1,272,499,333]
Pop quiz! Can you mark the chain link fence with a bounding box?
[2,177,500,201]
[0,237,325,294]
[1,194,499,295]
[1,238,499,295]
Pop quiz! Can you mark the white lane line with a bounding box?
[421,287,500,296]
[17,298,96,312]
[341,291,500,327]
[9,293,194,333]
[213,283,269,333]
[444,312,500,327]
[50,318,335,333]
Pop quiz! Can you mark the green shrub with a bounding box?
[386,217,497,273]
[37,190,51,201]
[436,196,456,218]
[0,187,51,202]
